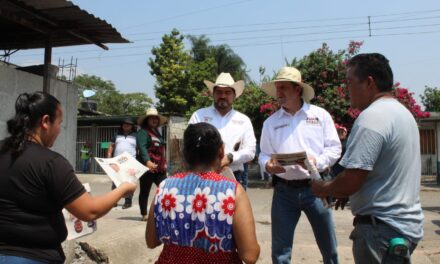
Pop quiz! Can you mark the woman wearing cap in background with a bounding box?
[0,92,136,264]
[137,108,167,221]
[146,122,260,264]
[107,118,137,209]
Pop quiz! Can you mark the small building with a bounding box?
[418,112,440,184]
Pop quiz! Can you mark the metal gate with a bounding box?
[420,128,437,177]
[76,125,118,173]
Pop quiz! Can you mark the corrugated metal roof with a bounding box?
[0,0,129,50]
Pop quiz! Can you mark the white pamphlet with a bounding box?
[63,183,96,240]
[271,151,307,166]
[95,152,148,187]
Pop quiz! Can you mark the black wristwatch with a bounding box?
[227,153,234,164]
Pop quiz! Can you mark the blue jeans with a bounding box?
[233,169,248,190]
[0,255,51,264]
[271,182,339,264]
[350,222,417,264]
[81,158,90,173]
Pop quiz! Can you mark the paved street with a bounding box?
[72,173,440,264]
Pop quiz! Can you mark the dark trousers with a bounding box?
[139,171,166,215]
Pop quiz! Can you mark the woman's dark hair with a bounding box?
[1,92,60,156]
[347,53,394,92]
[183,123,223,169]
[118,119,136,134]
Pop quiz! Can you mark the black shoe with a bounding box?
[122,202,132,209]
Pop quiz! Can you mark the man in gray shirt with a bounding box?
[311,53,423,264]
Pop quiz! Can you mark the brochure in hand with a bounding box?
[63,183,96,240]
[271,151,307,166]
[95,152,148,187]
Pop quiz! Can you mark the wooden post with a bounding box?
[43,37,52,93]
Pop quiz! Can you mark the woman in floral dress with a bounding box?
[146,123,260,264]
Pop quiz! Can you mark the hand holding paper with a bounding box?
[95,152,148,187]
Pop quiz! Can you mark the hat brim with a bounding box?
[137,114,167,126]
[261,79,315,103]
[122,120,135,125]
[204,80,245,98]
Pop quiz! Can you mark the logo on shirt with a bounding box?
[231,119,244,125]
[274,123,289,130]
[203,116,213,122]
[305,117,320,126]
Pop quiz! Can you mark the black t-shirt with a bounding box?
[0,141,86,263]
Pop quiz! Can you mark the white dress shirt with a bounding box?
[259,103,341,180]
[189,105,256,171]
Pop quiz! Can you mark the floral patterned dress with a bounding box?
[153,171,242,264]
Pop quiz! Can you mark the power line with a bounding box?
[122,0,256,30]
[126,17,367,36]
[39,29,440,61]
[125,8,440,36]
[9,14,440,58]
[209,22,440,43]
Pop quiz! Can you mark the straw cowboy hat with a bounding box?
[137,108,167,126]
[261,67,315,102]
[204,72,245,98]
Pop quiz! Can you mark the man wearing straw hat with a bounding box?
[189,72,256,190]
[259,67,341,264]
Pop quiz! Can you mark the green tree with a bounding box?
[75,74,152,115]
[122,93,153,115]
[148,29,193,115]
[421,86,440,112]
[188,35,248,81]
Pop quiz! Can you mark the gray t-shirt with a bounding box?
[340,98,424,242]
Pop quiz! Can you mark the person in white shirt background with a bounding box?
[259,67,341,264]
[107,118,137,209]
[189,72,256,190]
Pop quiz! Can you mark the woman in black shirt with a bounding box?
[0,92,137,264]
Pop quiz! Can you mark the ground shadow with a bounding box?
[432,220,440,235]
[117,216,144,221]
[422,206,440,214]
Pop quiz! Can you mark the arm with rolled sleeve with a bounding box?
[231,118,256,166]
[258,121,272,173]
[315,111,342,172]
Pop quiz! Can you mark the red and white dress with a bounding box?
[153,171,241,264]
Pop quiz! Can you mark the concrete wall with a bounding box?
[0,64,78,166]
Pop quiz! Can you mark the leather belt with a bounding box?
[274,175,310,188]
[353,215,386,226]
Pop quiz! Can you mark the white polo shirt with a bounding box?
[112,132,137,158]
[259,103,341,180]
[189,105,256,172]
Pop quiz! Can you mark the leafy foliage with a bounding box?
[420,86,440,112]
[74,74,152,115]
[148,29,192,115]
